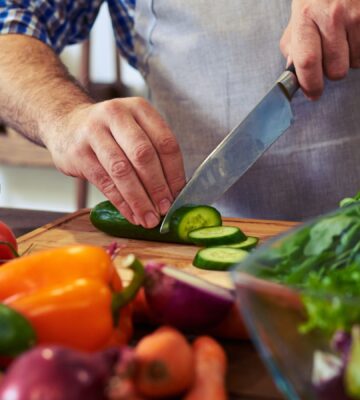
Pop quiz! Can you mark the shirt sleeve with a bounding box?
[0,0,104,53]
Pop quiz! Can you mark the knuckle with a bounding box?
[169,175,186,190]
[157,136,180,155]
[101,181,117,196]
[328,3,345,23]
[148,183,168,197]
[110,159,132,178]
[72,143,89,159]
[129,199,147,212]
[296,52,319,71]
[102,100,123,117]
[114,198,129,212]
[132,143,155,165]
[131,96,148,109]
[299,4,312,20]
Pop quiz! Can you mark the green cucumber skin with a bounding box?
[189,227,246,247]
[220,236,259,250]
[90,201,187,243]
[193,247,248,271]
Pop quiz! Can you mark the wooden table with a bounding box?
[0,207,286,400]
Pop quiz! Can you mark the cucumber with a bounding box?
[219,236,259,250]
[188,226,246,246]
[169,205,222,242]
[193,247,248,271]
[90,201,222,244]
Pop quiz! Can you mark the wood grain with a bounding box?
[17,209,297,288]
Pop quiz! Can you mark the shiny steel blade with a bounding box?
[160,76,297,233]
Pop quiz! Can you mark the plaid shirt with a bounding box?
[0,0,137,67]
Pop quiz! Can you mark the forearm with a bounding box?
[0,34,93,145]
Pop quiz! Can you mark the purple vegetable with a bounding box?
[332,330,352,360]
[144,261,234,331]
[0,346,121,400]
[312,350,349,400]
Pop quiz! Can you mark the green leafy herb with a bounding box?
[256,200,360,336]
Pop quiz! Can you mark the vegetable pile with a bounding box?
[0,327,228,400]
[0,203,263,398]
[0,217,238,399]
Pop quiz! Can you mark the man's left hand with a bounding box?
[280,0,360,100]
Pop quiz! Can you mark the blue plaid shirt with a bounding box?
[0,0,137,67]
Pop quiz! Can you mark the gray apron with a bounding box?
[133,1,360,221]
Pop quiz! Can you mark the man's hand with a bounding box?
[280,0,360,99]
[46,98,186,228]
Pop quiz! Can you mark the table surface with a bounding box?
[0,207,285,400]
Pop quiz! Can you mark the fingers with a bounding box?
[90,123,162,229]
[291,5,323,99]
[105,101,178,217]
[82,150,140,226]
[127,97,186,198]
[284,0,359,100]
[318,6,349,80]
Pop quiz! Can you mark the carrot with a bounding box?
[184,336,228,400]
[134,326,194,398]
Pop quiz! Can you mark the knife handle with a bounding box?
[277,64,299,101]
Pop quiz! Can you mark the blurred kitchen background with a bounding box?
[0,4,146,212]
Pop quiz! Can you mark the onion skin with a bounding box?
[143,262,234,332]
[314,373,349,400]
[0,346,120,400]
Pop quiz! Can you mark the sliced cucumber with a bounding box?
[170,205,222,242]
[219,236,259,250]
[188,225,246,246]
[193,247,248,271]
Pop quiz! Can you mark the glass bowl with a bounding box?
[232,203,360,400]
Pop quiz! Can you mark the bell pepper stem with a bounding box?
[112,255,145,323]
[0,241,19,258]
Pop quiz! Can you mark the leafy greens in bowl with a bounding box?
[232,200,360,400]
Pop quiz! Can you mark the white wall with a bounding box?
[0,4,145,212]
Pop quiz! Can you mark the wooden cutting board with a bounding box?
[17,209,297,289]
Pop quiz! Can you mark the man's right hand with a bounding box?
[45,97,186,228]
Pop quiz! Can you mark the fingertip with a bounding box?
[303,89,322,101]
[143,211,160,229]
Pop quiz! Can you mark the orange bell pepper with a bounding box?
[0,245,144,352]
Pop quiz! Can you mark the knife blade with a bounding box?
[160,66,299,233]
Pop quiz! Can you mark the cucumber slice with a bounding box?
[193,247,248,271]
[170,205,222,242]
[188,226,246,246]
[219,236,259,250]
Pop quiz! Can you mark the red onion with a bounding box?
[0,346,120,400]
[144,262,234,331]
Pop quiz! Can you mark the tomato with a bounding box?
[0,221,18,262]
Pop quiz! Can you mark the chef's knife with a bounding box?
[160,65,299,233]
